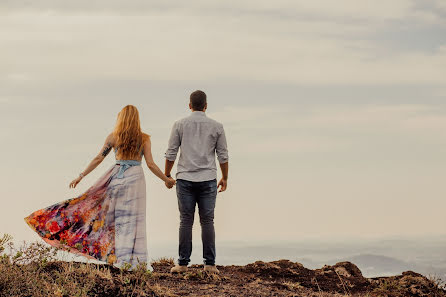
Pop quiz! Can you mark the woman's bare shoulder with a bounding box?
[142,132,151,141]
[106,132,116,146]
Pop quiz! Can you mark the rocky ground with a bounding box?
[1,257,445,296]
[146,259,446,297]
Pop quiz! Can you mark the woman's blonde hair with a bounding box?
[113,105,144,159]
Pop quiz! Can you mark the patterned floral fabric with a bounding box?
[24,162,148,270]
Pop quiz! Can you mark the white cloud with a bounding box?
[208,103,446,157]
[253,0,413,20]
[432,0,446,11]
[0,0,416,20]
[1,11,445,86]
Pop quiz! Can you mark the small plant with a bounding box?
[150,257,175,266]
[283,281,303,291]
[428,274,446,290]
[120,261,133,272]
[0,234,12,254]
[372,279,400,295]
[133,261,152,279]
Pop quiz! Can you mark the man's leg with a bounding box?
[176,179,196,266]
[197,179,217,266]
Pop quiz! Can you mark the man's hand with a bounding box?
[165,177,176,189]
[217,178,227,192]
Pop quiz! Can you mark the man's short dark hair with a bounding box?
[190,90,207,111]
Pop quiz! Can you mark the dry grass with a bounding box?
[428,273,446,290]
[151,284,177,297]
[0,233,155,297]
[150,257,174,267]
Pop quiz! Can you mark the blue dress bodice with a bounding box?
[114,147,143,178]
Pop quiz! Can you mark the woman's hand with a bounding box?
[165,177,176,189]
[69,134,113,190]
[69,176,83,188]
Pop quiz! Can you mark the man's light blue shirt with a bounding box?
[165,111,229,182]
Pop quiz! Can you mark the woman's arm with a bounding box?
[69,133,114,188]
[143,135,176,188]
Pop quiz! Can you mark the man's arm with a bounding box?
[216,124,229,192]
[165,159,175,177]
[164,121,181,184]
[217,161,228,192]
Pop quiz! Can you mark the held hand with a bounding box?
[165,177,176,189]
[217,178,227,193]
[69,176,82,189]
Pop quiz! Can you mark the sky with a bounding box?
[1,1,446,248]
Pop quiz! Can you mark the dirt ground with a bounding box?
[140,259,445,297]
[3,258,444,297]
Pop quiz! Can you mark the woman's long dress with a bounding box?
[24,158,148,270]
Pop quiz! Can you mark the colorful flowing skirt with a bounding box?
[24,161,148,270]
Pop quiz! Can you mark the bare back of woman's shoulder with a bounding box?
[106,132,117,148]
[141,133,151,154]
[142,132,151,141]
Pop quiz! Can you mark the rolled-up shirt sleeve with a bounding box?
[165,121,181,161]
[216,124,229,164]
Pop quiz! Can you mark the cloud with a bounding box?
[1,10,445,86]
[0,1,445,88]
[0,0,419,19]
[2,0,445,28]
[208,103,446,157]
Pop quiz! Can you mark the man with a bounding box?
[164,90,229,274]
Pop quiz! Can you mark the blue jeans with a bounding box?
[176,178,217,266]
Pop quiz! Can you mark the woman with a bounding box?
[24,105,175,270]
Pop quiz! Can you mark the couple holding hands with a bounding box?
[25,90,228,274]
